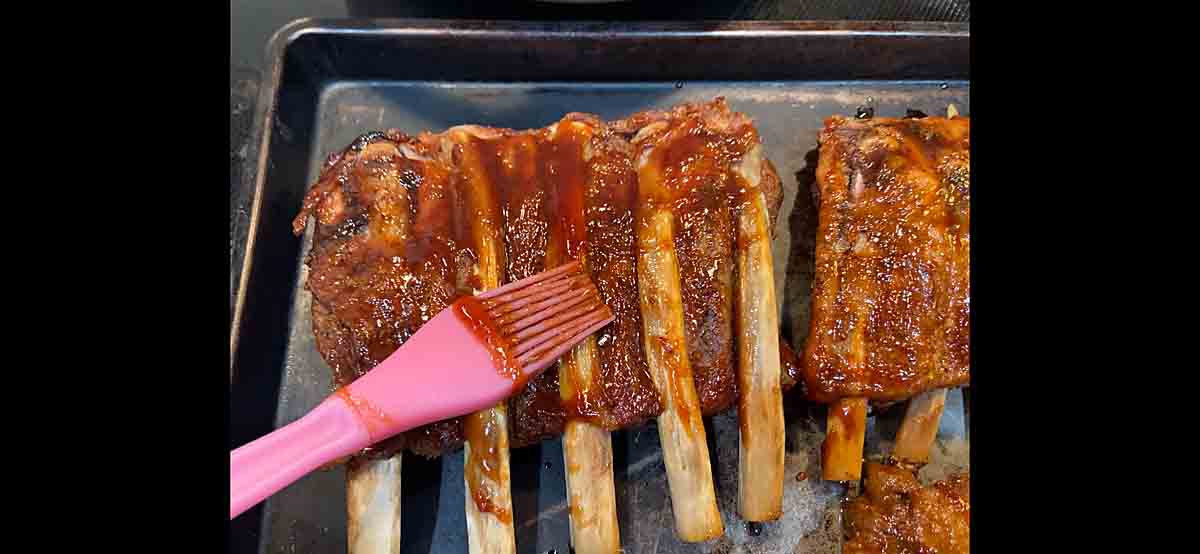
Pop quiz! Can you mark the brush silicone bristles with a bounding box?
[230,261,613,519]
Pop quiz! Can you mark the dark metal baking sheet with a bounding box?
[230,19,969,554]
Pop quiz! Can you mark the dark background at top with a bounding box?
[229,0,969,298]
[229,1,971,171]
[231,1,968,70]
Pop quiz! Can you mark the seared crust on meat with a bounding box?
[843,463,970,554]
[294,99,792,459]
[803,116,970,404]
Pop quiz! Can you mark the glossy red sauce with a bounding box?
[452,295,523,387]
[462,411,513,524]
[335,387,398,441]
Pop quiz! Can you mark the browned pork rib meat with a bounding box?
[613,99,784,417]
[294,131,468,458]
[843,463,970,554]
[803,115,970,404]
[544,114,664,435]
[293,99,790,460]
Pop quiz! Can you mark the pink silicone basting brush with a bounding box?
[230,261,612,519]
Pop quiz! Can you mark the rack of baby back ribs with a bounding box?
[806,109,970,554]
[291,98,970,554]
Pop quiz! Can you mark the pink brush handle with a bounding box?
[230,396,370,519]
[229,302,559,520]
